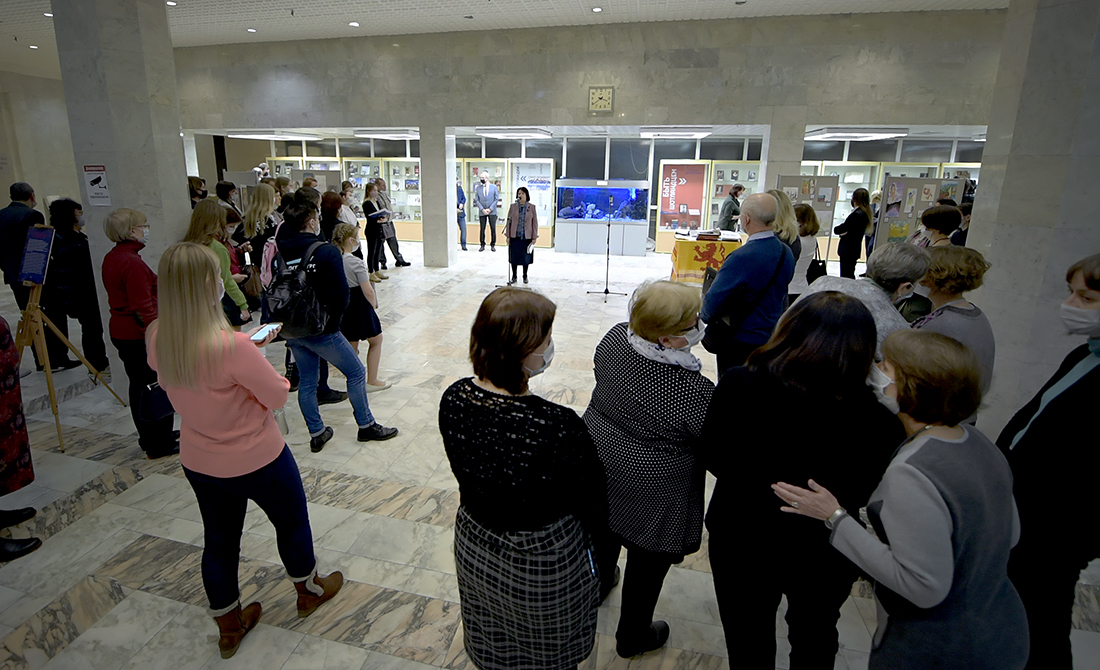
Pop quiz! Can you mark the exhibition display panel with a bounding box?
[707,161,761,227]
[655,160,710,253]
[819,161,881,232]
[384,158,423,240]
[776,174,841,263]
[554,180,649,257]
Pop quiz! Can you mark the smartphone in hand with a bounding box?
[250,322,282,343]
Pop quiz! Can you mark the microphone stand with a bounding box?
[587,194,627,302]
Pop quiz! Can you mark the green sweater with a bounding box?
[208,240,248,310]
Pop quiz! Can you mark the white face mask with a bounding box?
[868,364,900,414]
[676,322,705,350]
[1060,303,1100,337]
[76,215,86,228]
[524,338,554,377]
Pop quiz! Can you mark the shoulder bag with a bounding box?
[806,243,827,284]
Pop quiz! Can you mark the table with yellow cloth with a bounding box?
[669,237,743,284]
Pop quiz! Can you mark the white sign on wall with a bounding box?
[83,165,112,206]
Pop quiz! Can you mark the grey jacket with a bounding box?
[473,182,499,216]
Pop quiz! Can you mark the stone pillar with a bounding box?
[759,106,808,191]
[51,0,191,380]
[420,125,457,268]
[969,0,1100,432]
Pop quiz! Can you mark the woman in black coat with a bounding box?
[997,253,1100,670]
[42,198,110,374]
[834,188,873,279]
[702,291,904,667]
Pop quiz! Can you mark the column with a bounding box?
[51,0,191,383]
[968,0,1100,431]
[420,125,457,268]
[758,106,808,190]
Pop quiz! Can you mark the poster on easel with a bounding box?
[19,226,55,285]
[874,176,946,245]
[776,174,840,229]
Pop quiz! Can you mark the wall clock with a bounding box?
[588,86,614,113]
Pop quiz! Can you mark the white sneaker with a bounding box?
[366,381,392,393]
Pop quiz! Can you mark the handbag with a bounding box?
[702,250,787,355]
[806,244,827,284]
[241,265,263,299]
[138,381,174,422]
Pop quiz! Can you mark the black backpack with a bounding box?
[262,241,330,339]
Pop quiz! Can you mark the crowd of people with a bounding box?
[1,179,1097,668]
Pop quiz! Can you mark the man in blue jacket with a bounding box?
[472,172,499,252]
[456,179,468,251]
[701,192,795,376]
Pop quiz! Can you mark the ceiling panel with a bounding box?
[2,0,1006,80]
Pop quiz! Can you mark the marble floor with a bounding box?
[0,243,1096,670]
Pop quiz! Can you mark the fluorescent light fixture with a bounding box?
[592,7,603,12]
[972,133,987,142]
[228,131,323,141]
[474,127,552,140]
[44,12,53,17]
[166,1,177,5]
[639,126,713,139]
[354,128,420,140]
[805,127,908,141]
[349,21,360,27]
[246,28,257,33]
[29,45,39,50]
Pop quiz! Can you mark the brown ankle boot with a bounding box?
[293,568,343,618]
[211,601,262,659]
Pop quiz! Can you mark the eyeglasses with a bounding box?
[134,224,150,230]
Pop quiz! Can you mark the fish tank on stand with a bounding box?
[554,180,649,256]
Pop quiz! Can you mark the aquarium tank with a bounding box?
[556,186,649,222]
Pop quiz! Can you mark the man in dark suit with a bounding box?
[0,182,72,371]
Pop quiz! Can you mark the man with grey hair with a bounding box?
[794,241,930,354]
[701,192,795,375]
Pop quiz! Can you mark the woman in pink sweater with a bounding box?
[147,243,343,659]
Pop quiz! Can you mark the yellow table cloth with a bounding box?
[670,237,742,284]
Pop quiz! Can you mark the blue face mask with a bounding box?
[524,338,554,377]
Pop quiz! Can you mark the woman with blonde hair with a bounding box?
[148,243,343,660]
[767,188,802,263]
[234,182,276,253]
[184,199,250,328]
[333,223,388,391]
[101,207,179,459]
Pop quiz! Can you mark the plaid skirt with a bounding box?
[454,506,600,670]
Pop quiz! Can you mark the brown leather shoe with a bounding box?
[212,601,262,659]
[294,569,343,618]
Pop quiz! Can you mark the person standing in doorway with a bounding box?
[505,187,538,285]
[473,172,499,252]
[457,179,468,251]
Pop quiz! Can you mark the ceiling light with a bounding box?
[228,132,322,141]
[640,126,713,139]
[805,126,908,141]
[475,127,553,140]
[44,12,53,17]
[29,45,39,50]
[349,21,359,27]
[247,28,257,33]
[592,7,603,12]
[166,1,176,5]
[354,128,420,141]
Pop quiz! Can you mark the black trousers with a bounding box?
[597,534,678,642]
[479,214,497,248]
[111,337,176,454]
[839,256,858,279]
[1008,541,1086,670]
[365,224,385,273]
[715,339,762,379]
[43,299,110,371]
[710,529,858,668]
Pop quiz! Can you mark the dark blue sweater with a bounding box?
[700,234,794,345]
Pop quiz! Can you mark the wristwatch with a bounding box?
[825,507,848,530]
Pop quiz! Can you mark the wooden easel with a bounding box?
[13,265,125,453]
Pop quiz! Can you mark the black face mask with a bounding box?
[199,189,208,198]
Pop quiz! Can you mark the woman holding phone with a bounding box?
[148,243,343,659]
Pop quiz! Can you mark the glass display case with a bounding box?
[940,163,980,183]
[801,162,819,176]
[554,180,649,256]
[267,158,303,178]
[822,162,880,232]
[342,159,383,216]
[708,161,760,228]
[510,159,556,248]
[882,163,939,179]
[383,159,422,224]
[464,159,509,220]
[304,159,340,171]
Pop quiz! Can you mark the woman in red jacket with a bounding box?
[100,208,178,459]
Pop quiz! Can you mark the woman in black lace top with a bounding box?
[439,287,606,670]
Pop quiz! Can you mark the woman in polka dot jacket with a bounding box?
[584,280,715,659]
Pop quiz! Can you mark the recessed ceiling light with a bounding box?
[29,45,39,49]
[592,7,603,12]
[392,43,399,47]
[247,28,257,33]
[166,1,177,5]
[349,21,359,27]
[44,12,53,17]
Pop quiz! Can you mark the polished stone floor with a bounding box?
[0,243,1097,670]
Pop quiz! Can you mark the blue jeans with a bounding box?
[184,446,315,611]
[287,331,375,435]
[458,216,467,248]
